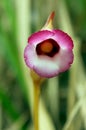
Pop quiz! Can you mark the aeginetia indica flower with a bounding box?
[24,12,74,78]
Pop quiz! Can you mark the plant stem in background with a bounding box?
[47,77,59,128]
[56,3,76,129]
[57,0,85,130]
[15,0,31,105]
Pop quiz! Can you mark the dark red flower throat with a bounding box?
[36,39,60,57]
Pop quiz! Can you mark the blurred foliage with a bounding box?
[0,0,86,130]
[66,0,86,71]
[66,0,86,38]
[0,0,29,129]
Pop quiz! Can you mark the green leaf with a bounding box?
[0,88,19,120]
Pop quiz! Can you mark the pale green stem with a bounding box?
[15,0,32,105]
[47,77,59,123]
[62,100,81,130]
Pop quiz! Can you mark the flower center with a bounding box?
[41,41,53,53]
[36,39,60,57]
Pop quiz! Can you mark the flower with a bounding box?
[24,12,74,78]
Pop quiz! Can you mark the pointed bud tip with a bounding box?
[42,11,55,30]
[49,11,55,21]
[46,11,55,26]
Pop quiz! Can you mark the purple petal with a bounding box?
[52,30,73,49]
[28,30,54,45]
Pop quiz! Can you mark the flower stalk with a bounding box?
[33,82,40,130]
[31,70,45,130]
